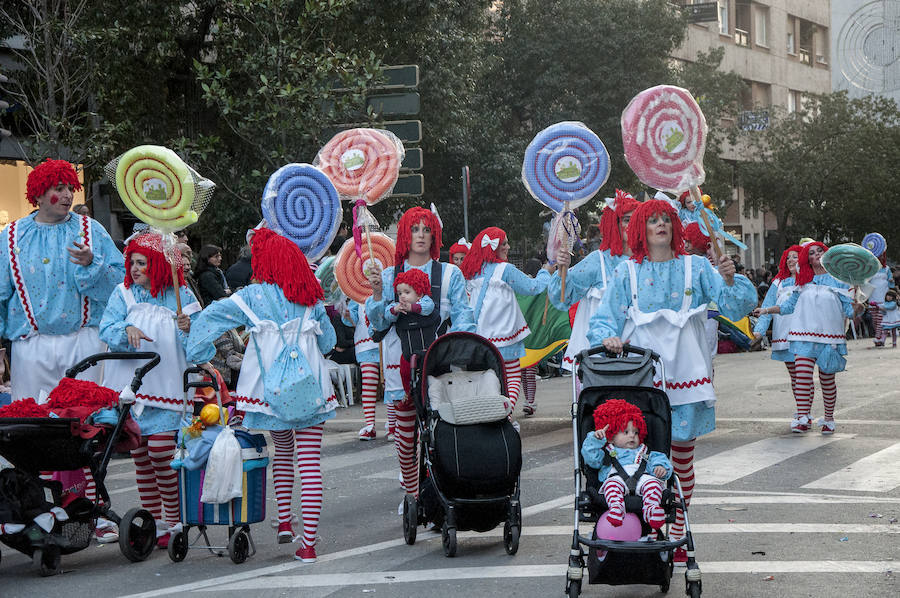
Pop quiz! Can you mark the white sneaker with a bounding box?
[95,517,119,544]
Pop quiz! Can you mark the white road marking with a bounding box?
[803,441,900,492]
[192,560,898,591]
[694,433,854,485]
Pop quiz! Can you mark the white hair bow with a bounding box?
[457,237,471,249]
[481,235,499,251]
[603,196,616,211]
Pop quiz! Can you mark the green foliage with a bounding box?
[740,91,900,260]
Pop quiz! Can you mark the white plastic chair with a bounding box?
[326,360,355,407]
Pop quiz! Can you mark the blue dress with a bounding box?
[752,277,796,363]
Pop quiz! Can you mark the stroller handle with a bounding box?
[579,343,659,362]
[183,366,219,392]
[65,351,161,393]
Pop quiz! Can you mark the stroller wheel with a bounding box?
[118,508,156,562]
[167,531,189,562]
[33,546,61,577]
[565,578,581,598]
[402,495,417,545]
[503,521,520,555]
[441,524,457,557]
[228,528,250,564]
[687,580,702,598]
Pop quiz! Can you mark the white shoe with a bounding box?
[95,518,119,544]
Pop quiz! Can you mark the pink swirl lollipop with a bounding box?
[621,85,707,192]
[315,128,403,204]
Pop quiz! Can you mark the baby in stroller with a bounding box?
[581,399,672,530]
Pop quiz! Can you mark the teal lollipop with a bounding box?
[314,256,342,305]
[821,243,880,286]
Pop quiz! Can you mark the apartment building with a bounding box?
[673,1,832,270]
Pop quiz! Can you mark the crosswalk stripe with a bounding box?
[802,441,900,492]
[694,433,853,485]
[192,560,897,591]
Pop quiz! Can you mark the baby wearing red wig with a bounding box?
[580,399,673,529]
[385,269,435,395]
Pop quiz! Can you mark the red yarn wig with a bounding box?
[592,399,647,442]
[393,268,431,297]
[683,221,710,255]
[598,189,641,256]
[460,227,506,279]
[26,159,83,206]
[250,228,323,306]
[626,199,686,264]
[394,207,442,267]
[775,244,803,281]
[448,240,469,258]
[795,241,829,286]
[124,233,185,297]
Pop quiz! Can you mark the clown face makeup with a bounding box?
[36,183,75,223]
[130,252,151,289]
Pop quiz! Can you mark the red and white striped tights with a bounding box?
[793,356,836,419]
[271,425,324,548]
[669,439,695,541]
[385,401,396,434]
[504,360,522,410]
[360,362,380,428]
[871,302,884,342]
[393,397,418,496]
[785,361,797,403]
[131,432,179,527]
[521,366,537,407]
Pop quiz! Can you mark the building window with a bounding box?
[734,0,750,47]
[787,90,797,113]
[799,19,814,65]
[815,25,829,64]
[787,16,796,54]
[755,6,768,47]
[718,0,729,35]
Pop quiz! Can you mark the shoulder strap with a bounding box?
[230,293,263,327]
[472,263,494,324]
[625,259,639,305]
[119,283,136,309]
[681,255,693,311]
[598,251,608,289]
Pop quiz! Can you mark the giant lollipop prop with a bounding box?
[621,85,721,259]
[315,128,403,274]
[261,163,341,262]
[335,233,395,304]
[314,255,343,306]
[522,121,610,301]
[822,243,881,301]
[861,232,886,259]
[106,145,215,314]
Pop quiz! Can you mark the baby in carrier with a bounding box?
[581,399,672,529]
[385,269,436,393]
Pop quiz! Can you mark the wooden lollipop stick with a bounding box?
[559,201,570,303]
[541,294,550,325]
[171,259,183,315]
[691,186,722,262]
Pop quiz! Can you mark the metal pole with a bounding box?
[462,166,470,241]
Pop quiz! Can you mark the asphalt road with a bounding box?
[1,338,899,597]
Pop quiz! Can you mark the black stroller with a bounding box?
[0,352,160,575]
[402,332,522,557]
[565,345,702,597]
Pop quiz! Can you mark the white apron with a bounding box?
[868,268,890,304]
[230,295,336,418]
[381,327,404,396]
[11,327,105,401]
[352,302,377,356]
[770,279,796,352]
[621,255,715,406]
[103,284,201,415]
[882,304,900,329]
[786,283,848,346]
[468,263,529,348]
[563,251,609,370]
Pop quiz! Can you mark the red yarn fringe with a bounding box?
[251,228,323,306]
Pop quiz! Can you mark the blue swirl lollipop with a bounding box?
[861,232,886,258]
[262,163,341,261]
[522,121,610,212]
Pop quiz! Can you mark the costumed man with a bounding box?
[752,245,802,413]
[365,206,475,503]
[551,189,640,371]
[0,159,125,543]
[587,199,757,565]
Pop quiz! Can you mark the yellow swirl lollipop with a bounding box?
[114,145,199,231]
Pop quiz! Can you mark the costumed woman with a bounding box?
[751,245,802,412]
[99,231,201,548]
[460,226,553,416]
[448,238,470,267]
[865,239,894,347]
[187,228,336,563]
[769,242,862,434]
[551,189,641,372]
[342,300,382,440]
[587,199,756,565]
[365,206,475,501]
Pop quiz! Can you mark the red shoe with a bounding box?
[790,414,810,433]
[294,543,316,562]
[522,404,535,417]
[156,533,170,549]
[386,426,396,441]
[358,425,376,441]
[277,521,294,544]
[673,547,687,566]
